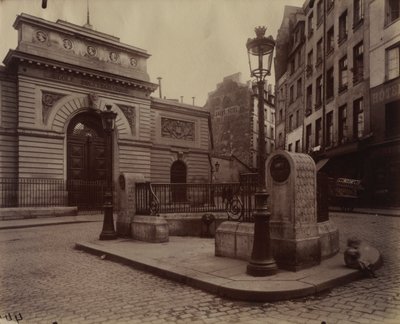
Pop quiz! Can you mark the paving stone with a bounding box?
[0,213,399,323]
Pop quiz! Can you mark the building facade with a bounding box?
[368,0,400,205]
[275,6,306,153]
[204,73,275,181]
[0,14,211,207]
[275,0,399,207]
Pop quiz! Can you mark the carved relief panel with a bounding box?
[41,91,67,123]
[161,117,195,141]
[118,104,136,136]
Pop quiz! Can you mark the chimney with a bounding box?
[157,77,162,99]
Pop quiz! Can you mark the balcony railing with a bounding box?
[136,181,258,222]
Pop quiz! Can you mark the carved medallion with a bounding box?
[42,91,66,123]
[161,117,194,141]
[36,30,48,42]
[87,45,97,56]
[270,155,291,182]
[118,104,136,135]
[109,52,119,62]
[130,57,137,67]
[63,38,73,50]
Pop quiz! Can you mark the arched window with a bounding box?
[170,160,187,202]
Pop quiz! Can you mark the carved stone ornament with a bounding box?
[36,30,48,42]
[42,91,66,122]
[88,92,99,109]
[63,38,73,50]
[130,57,137,67]
[87,45,97,56]
[161,117,194,141]
[117,104,136,135]
[109,52,119,62]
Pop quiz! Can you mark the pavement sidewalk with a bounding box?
[75,236,382,303]
[0,213,103,230]
[330,207,400,216]
[1,207,398,231]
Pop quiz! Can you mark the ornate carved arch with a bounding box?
[46,94,133,138]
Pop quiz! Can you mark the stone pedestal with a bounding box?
[267,151,321,271]
[318,220,339,259]
[215,221,254,260]
[131,215,169,243]
[116,172,145,237]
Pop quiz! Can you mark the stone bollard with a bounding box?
[116,173,145,237]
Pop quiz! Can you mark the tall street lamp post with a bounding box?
[246,26,278,276]
[99,105,118,240]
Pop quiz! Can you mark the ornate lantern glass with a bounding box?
[246,26,276,82]
[101,105,117,131]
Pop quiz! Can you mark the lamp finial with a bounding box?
[255,26,267,38]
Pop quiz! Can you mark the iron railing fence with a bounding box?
[0,177,110,213]
[0,178,67,208]
[136,182,258,222]
[66,179,107,213]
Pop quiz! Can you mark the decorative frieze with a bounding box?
[32,28,139,69]
[161,117,194,141]
[118,105,136,135]
[42,91,66,122]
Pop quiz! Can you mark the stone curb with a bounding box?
[75,241,381,302]
[0,220,100,230]
[329,208,400,217]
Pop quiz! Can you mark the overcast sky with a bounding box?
[0,0,304,106]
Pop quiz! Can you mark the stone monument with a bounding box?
[267,151,321,271]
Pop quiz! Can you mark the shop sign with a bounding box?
[371,78,400,105]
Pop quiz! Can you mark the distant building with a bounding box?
[0,14,211,208]
[204,73,275,181]
[275,0,400,207]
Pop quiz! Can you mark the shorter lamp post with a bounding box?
[210,161,220,206]
[211,161,220,183]
[99,105,118,240]
[246,26,277,276]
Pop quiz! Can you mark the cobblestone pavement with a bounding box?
[0,213,399,324]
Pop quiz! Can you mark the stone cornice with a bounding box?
[16,127,65,140]
[151,97,210,118]
[4,50,158,95]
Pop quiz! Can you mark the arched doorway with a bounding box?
[170,160,187,202]
[67,112,106,210]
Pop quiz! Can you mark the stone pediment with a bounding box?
[12,13,150,82]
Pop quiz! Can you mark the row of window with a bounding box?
[309,0,363,38]
[305,41,364,113]
[304,97,364,151]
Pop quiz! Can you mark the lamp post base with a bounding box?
[246,190,278,277]
[99,231,117,240]
[247,259,277,276]
[99,192,117,241]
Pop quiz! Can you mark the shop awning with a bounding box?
[316,158,330,171]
